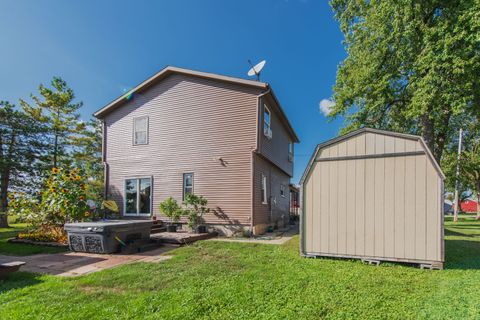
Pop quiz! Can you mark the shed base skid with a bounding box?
[302,252,444,270]
[420,263,443,270]
[361,259,381,266]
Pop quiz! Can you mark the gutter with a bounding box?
[250,86,271,235]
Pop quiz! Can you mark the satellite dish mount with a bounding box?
[247,60,266,81]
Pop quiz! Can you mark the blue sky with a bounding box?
[0,0,346,183]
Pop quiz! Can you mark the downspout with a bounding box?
[102,120,108,200]
[251,86,271,235]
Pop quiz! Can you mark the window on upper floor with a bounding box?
[289,141,294,162]
[133,116,148,145]
[263,105,272,139]
[280,184,286,198]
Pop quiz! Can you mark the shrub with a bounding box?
[159,197,182,224]
[183,194,209,230]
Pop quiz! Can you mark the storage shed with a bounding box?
[300,128,445,268]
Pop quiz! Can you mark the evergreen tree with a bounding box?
[71,118,104,202]
[20,77,83,169]
[0,101,45,227]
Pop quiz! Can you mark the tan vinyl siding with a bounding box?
[259,96,294,176]
[252,154,290,229]
[302,131,444,266]
[104,73,260,226]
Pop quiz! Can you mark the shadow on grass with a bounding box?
[445,229,478,238]
[0,272,43,294]
[446,222,480,227]
[444,238,480,270]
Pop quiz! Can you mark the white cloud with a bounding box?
[319,99,335,116]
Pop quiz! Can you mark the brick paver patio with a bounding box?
[0,244,177,277]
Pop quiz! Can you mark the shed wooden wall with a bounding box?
[302,132,444,264]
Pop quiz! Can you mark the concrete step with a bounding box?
[150,225,167,234]
[120,239,162,254]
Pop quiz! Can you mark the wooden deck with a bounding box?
[150,232,217,244]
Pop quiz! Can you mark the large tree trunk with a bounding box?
[53,131,58,168]
[53,108,60,168]
[0,213,7,228]
[0,168,8,228]
[0,132,16,228]
[434,110,452,163]
[0,130,7,228]
[421,114,436,159]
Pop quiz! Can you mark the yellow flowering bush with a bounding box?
[17,225,67,244]
[8,167,92,229]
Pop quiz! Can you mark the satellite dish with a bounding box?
[247,60,266,81]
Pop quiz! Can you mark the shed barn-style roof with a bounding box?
[300,128,445,185]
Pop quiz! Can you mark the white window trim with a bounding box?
[263,105,272,139]
[183,172,194,201]
[124,176,152,216]
[288,142,294,162]
[261,174,268,205]
[280,184,286,198]
[133,116,149,145]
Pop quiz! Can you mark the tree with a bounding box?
[461,142,480,220]
[159,197,183,225]
[183,194,209,230]
[442,120,479,219]
[329,0,480,162]
[20,77,83,169]
[71,119,103,202]
[442,149,472,214]
[0,101,45,227]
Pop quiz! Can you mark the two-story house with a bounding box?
[94,66,299,235]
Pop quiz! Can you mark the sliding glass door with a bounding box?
[125,177,151,216]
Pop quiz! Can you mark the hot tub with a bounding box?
[64,220,153,254]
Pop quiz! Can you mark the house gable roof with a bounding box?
[94,66,299,142]
[300,128,445,185]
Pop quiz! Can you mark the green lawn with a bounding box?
[0,224,66,256]
[0,217,479,319]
